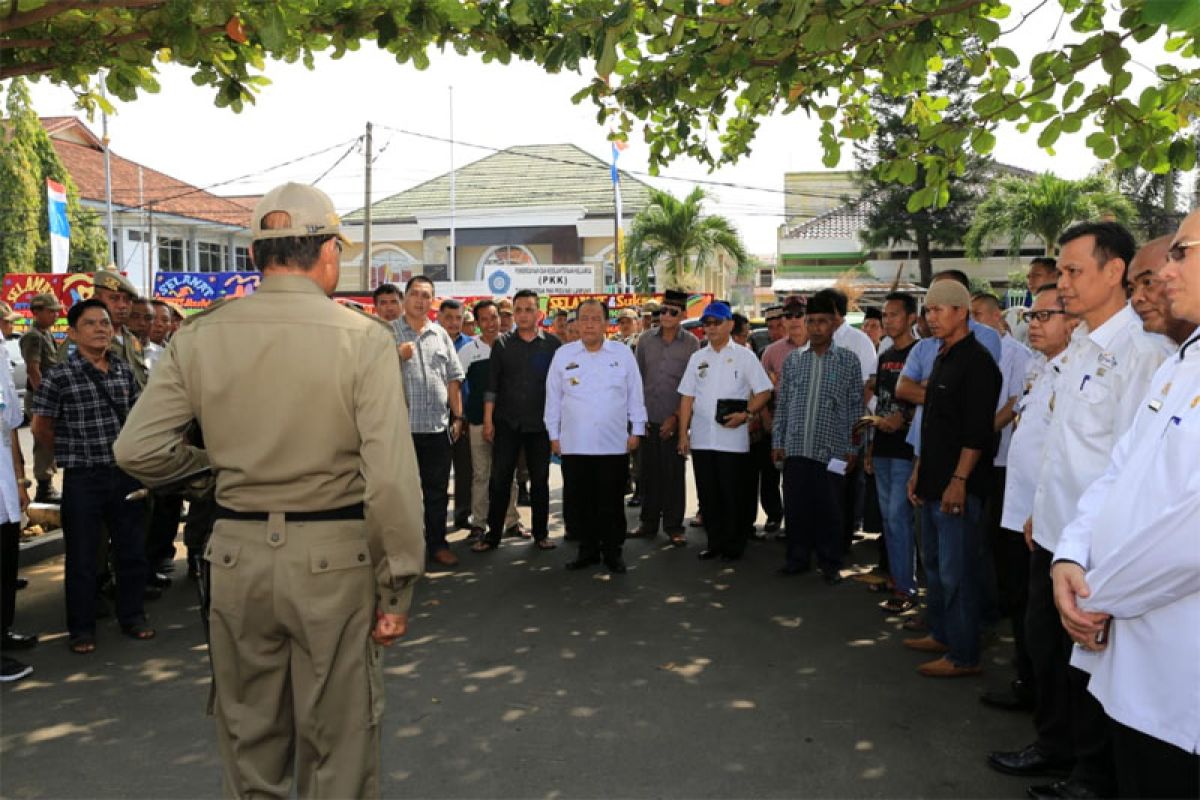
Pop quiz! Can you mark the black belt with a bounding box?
[214,503,365,522]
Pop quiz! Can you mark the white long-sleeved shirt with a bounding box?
[0,359,25,525]
[833,321,878,384]
[1000,351,1061,532]
[544,339,646,455]
[1054,335,1200,754]
[994,333,1033,467]
[1032,305,1172,552]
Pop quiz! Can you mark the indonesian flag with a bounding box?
[47,179,70,274]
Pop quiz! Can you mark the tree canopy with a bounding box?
[4,0,1199,210]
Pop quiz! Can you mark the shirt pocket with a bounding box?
[1073,377,1113,437]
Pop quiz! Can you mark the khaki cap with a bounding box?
[496,299,514,313]
[642,300,661,314]
[29,292,63,311]
[251,182,363,260]
[93,270,138,297]
[617,308,638,320]
[925,279,971,309]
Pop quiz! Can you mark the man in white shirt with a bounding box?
[981,285,1073,713]
[545,300,646,574]
[677,301,772,562]
[1050,214,1200,798]
[0,359,33,681]
[1129,234,1198,347]
[990,223,1174,799]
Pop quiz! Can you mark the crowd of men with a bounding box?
[0,182,1196,798]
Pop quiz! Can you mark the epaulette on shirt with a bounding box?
[180,298,234,327]
[343,303,394,332]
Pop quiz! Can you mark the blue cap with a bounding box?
[700,301,733,322]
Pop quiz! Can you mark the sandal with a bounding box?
[69,635,96,654]
[669,533,687,547]
[880,594,916,613]
[533,539,557,550]
[470,540,497,553]
[120,623,156,641]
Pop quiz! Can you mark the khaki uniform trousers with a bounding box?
[205,516,384,799]
[468,425,519,530]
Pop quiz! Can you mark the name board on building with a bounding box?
[484,264,595,295]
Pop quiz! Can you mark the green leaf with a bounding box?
[1037,118,1062,149]
[1100,37,1130,75]
[972,128,996,154]
[257,6,289,51]
[1086,132,1116,159]
[991,46,1019,68]
[1169,138,1197,171]
[1062,80,1085,108]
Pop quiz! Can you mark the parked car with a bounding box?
[5,339,26,406]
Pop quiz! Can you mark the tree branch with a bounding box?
[0,0,165,35]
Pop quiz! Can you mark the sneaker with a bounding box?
[0,656,33,682]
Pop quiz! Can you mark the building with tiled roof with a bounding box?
[42,117,255,293]
[340,144,655,293]
[775,164,1042,293]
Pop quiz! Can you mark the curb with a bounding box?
[19,528,64,567]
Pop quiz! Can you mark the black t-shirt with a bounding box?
[916,333,1002,500]
[873,341,916,460]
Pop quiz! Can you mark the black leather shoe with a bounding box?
[604,557,627,574]
[763,518,782,533]
[565,556,602,571]
[777,564,810,576]
[1026,781,1100,799]
[146,572,172,590]
[820,569,843,585]
[981,679,1036,712]
[988,744,1074,778]
[697,549,720,560]
[2,631,38,651]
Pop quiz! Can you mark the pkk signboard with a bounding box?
[153,272,261,310]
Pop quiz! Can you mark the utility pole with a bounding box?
[612,191,622,292]
[449,86,456,283]
[363,121,373,291]
[100,76,115,261]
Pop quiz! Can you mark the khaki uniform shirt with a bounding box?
[19,326,59,411]
[114,274,424,612]
[111,328,148,388]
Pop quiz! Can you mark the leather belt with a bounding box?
[214,503,365,522]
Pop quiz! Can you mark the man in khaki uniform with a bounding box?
[87,270,149,389]
[19,292,63,502]
[114,183,425,799]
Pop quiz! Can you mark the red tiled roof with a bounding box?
[43,118,251,229]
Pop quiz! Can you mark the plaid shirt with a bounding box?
[772,344,864,463]
[391,318,465,433]
[32,351,140,468]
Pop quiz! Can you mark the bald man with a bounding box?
[1129,235,1198,346]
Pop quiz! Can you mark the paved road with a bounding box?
[1,470,1032,798]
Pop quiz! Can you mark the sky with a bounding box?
[25,1,1184,256]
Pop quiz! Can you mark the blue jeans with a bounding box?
[873,457,916,596]
[921,496,983,667]
[61,466,147,637]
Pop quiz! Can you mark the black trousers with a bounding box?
[997,526,1035,688]
[487,421,551,544]
[412,432,452,553]
[1,521,20,634]
[1111,719,1199,799]
[451,432,472,526]
[691,449,750,557]
[839,462,864,555]
[783,457,844,573]
[750,436,783,524]
[61,466,147,636]
[1026,544,1115,794]
[184,488,217,555]
[145,491,184,567]
[638,425,687,534]
[562,454,627,560]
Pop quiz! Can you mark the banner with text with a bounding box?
[153,271,261,310]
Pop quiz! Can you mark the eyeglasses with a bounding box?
[1168,240,1200,262]
[660,306,683,317]
[1020,309,1067,324]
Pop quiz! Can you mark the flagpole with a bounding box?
[449,85,456,282]
[100,75,115,259]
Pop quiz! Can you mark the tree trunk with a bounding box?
[916,228,933,287]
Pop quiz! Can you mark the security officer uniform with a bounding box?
[94,271,149,388]
[114,183,425,799]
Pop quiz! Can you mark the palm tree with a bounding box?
[625,187,749,292]
[964,173,1135,258]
